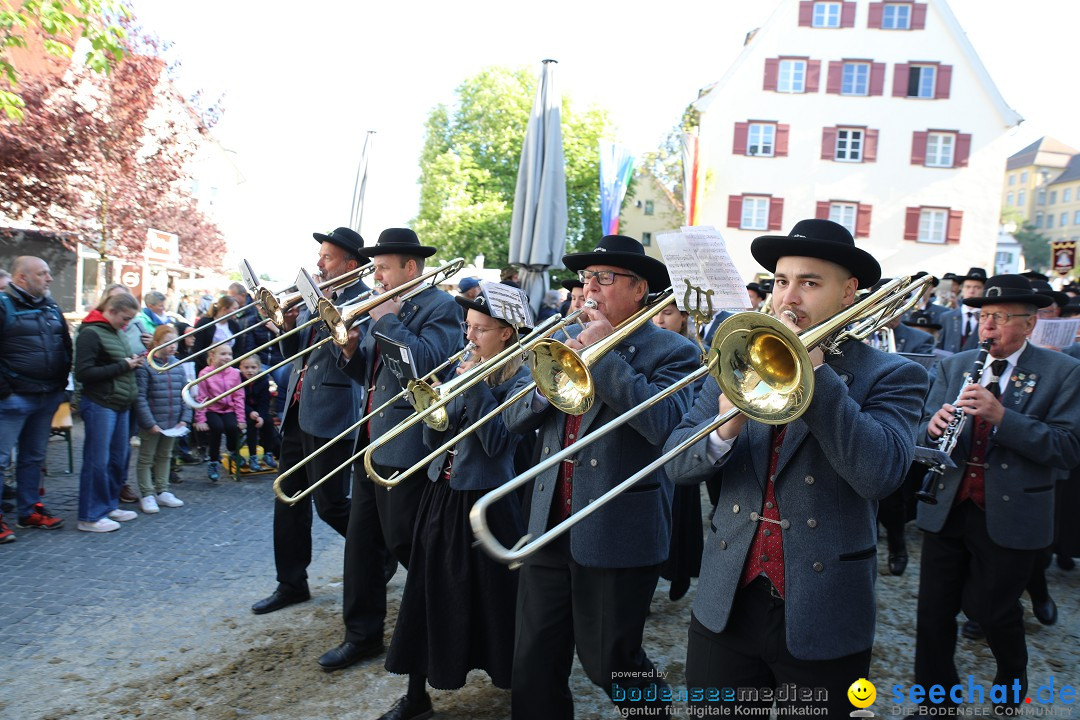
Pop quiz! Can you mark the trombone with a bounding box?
[148,264,374,372]
[270,341,477,503]
[469,274,934,566]
[181,258,465,410]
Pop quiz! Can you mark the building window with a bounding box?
[1050,190,1058,205]
[1018,189,1027,206]
[644,200,654,216]
[748,123,776,157]
[918,208,948,243]
[908,65,936,98]
[829,202,858,236]
[841,62,870,95]
[1021,171,1029,183]
[642,232,652,246]
[778,59,807,93]
[1006,192,1013,206]
[1065,188,1073,203]
[1008,174,1016,186]
[1062,212,1068,227]
[741,196,770,230]
[1074,210,1080,225]
[836,128,864,162]
[882,3,911,28]
[1038,188,1046,205]
[1035,212,1044,228]
[1047,214,1055,229]
[812,1,842,27]
[925,133,955,167]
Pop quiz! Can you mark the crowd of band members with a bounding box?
[235,219,1080,720]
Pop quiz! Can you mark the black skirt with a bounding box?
[385,478,525,689]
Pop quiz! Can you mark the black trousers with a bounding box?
[915,501,1036,702]
[511,533,667,720]
[341,451,425,643]
[685,578,872,718]
[202,411,241,460]
[271,410,352,595]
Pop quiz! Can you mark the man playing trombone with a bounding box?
[503,235,700,720]
[663,220,928,717]
[251,227,369,616]
[323,228,464,673]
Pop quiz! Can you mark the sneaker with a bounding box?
[0,516,15,543]
[16,503,63,529]
[247,455,263,472]
[119,486,140,503]
[107,509,138,522]
[140,496,160,514]
[156,492,184,508]
[78,517,121,533]
[262,454,278,470]
[170,468,183,484]
[207,462,220,482]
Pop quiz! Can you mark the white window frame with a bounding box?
[812,1,842,27]
[925,132,955,168]
[1050,190,1058,205]
[1062,212,1068,227]
[1047,214,1055,229]
[777,59,807,93]
[741,196,770,231]
[909,64,937,98]
[747,123,776,157]
[835,128,864,162]
[1008,174,1016,186]
[881,3,911,29]
[1035,212,1044,229]
[1065,188,1073,203]
[1021,171,1029,183]
[1018,189,1027,206]
[1006,192,1014,206]
[917,208,948,243]
[841,62,870,95]
[1074,210,1080,225]
[829,202,858,237]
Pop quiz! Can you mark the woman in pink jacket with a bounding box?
[192,345,246,481]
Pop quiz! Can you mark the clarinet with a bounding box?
[914,340,993,504]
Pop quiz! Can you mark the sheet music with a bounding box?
[1031,318,1080,349]
[374,332,418,387]
[482,282,535,328]
[657,226,752,312]
[295,268,323,314]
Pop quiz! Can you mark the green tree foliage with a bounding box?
[414,66,613,273]
[1012,223,1051,272]
[637,103,700,203]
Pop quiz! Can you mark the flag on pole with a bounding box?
[680,132,702,226]
[349,131,375,234]
[599,141,635,235]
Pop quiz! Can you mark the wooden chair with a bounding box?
[49,401,74,475]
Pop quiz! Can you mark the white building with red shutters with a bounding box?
[690,0,1020,279]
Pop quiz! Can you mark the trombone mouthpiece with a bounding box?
[781,310,799,324]
[462,342,477,363]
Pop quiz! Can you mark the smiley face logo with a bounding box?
[848,678,876,708]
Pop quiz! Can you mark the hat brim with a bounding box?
[313,232,369,262]
[561,251,670,293]
[902,320,942,331]
[357,243,438,259]
[962,293,1052,309]
[750,236,881,289]
[560,279,584,292]
[454,295,532,332]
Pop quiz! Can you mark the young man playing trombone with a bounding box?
[503,235,700,720]
[663,220,928,717]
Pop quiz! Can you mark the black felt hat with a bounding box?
[1020,270,1050,283]
[562,235,670,293]
[1029,279,1069,308]
[560,278,584,293]
[958,267,988,283]
[746,282,766,296]
[962,274,1052,309]
[913,271,940,287]
[312,227,366,262]
[357,228,437,259]
[454,282,532,331]
[750,219,881,289]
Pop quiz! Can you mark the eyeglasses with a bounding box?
[460,322,498,336]
[978,312,1033,325]
[578,269,641,286]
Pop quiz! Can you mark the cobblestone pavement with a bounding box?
[0,420,1077,720]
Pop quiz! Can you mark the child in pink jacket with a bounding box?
[192,345,246,481]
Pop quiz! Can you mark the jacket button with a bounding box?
[719,540,728,550]
[804,475,814,485]
[538,483,544,492]
[589,459,598,467]
[779,519,790,530]
[812,562,824,572]
[1002,495,1010,501]
[543,447,550,454]
[693,454,701,461]
[764,529,771,537]
[807,518,817,528]
[313,364,318,370]
[1001,463,1008,469]
[733,504,740,514]
[378,412,384,418]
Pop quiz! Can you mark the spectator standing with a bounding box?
[74,291,143,533]
[134,325,190,513]
[0,256,72,541]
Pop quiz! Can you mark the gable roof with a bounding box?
[1007,137,1078,171]
[1049,154,1080,186]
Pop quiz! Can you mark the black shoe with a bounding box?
[317,639,385,671]
[251,589,310,615]
[961,619,985,640]
[669,577,690,601]
[888,551,909,576]
[1058,554,1076,571]
[1031,595,1057,625]
[377,694,433,720]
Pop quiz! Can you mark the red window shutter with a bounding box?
[867,2,883,28]
[856,204,873,238]
[869,62,886,95]
[911,2,928,29]
[841,1,857,27]
[935,64,952,99]
[911,131,928,166]
[815,201,831,220]
[806,60,822,92]
[799,1,814,26]
[863,128,879,162]
[826,61,844,94]
[733,122,749,155]
[904,207,920,240]
[821,127,838,160]
[893,63,910,97]
[768,197,784,231]
[764,58,780,91]
[954,133,972,168]
[947,210,963,243]
[728,195,743,228]
[775,124,790,157]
